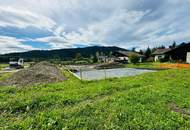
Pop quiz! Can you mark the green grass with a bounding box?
[126,62,162,69]
[0,64,8,70]
[0,73,12,81]
[1,69,190,129]
[0,64,12,81]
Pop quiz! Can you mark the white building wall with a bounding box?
[187,52,190,63]
[118,56,129,61]
[154,55,165,62]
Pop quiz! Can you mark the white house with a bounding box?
[98,56,114,63]
[187,52,190,63]
[152,49,171,62]
[112,51,144,63]
[98,51,144,63]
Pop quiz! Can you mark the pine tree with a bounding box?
[139,50,144,55]
[92,52,99,63]
[169,41,177,49]
[75,53,82,60]
[145,47,151,59]
[132,47,136,52]
[172,41,176,48]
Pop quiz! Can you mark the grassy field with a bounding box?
[126,62,163,69]
[0,64,11,81]
[0,64,8,70]
[1,69,190,129]
[0,73,12,81]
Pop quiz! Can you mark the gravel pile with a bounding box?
[0,62,66,86]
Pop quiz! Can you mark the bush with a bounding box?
[129,54,140,64]
[159,56,170,63]
[146,57,154,62]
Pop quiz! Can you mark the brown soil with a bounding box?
[0,62,66,87]
[95,62,125,69]
[168,103,190,116]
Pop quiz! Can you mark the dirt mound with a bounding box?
[0,62,66,86]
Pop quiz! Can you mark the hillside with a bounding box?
[0,46,127,62]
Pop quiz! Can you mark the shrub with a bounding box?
[129,54,140,64]
[146,57,154,62]
[159,55,170,62]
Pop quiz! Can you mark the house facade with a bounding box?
[112,51,144,63]
[152,49,171,62]
[98,56,114,63]
[187,52,190,63]
[166,43,190,63]
[97,51,143,63]
[152,43,190,63]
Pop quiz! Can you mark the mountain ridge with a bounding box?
[0,46,128,62]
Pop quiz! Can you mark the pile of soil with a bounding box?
[0,62,66,86]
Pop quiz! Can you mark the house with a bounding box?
[166,42,190,63]
[152,48,171,62]
[112,51,144,63]
[152,42,190,63]
[98,56,114,63]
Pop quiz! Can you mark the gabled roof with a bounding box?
[114,51,144,57]
[166,42,190,54]
[152,48,171,55]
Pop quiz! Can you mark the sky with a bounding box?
[0,0,190,54]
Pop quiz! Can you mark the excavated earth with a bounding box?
[0,62,67,87]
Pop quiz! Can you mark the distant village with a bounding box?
[1,42,190,69]
[97,42,190,64]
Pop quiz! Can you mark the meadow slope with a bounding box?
[1,69,190,129]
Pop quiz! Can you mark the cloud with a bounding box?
[0,36,36,54]
[0,0,190,53]
[0,26,53,39]
[35,36,71,49]
[34,8,150,49]
[0,6,56,30]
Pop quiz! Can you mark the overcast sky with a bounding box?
[0,0,190,54]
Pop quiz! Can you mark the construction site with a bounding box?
[0,61,67,87]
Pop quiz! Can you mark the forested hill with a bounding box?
[0,46,127,62]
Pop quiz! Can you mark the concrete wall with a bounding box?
[187,52,190,63]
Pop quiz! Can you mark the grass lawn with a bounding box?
[0,64,12,81]
[126,62,163,69]
[0,64,8,70]
[0,73,12,81]
[1,69,190,129]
